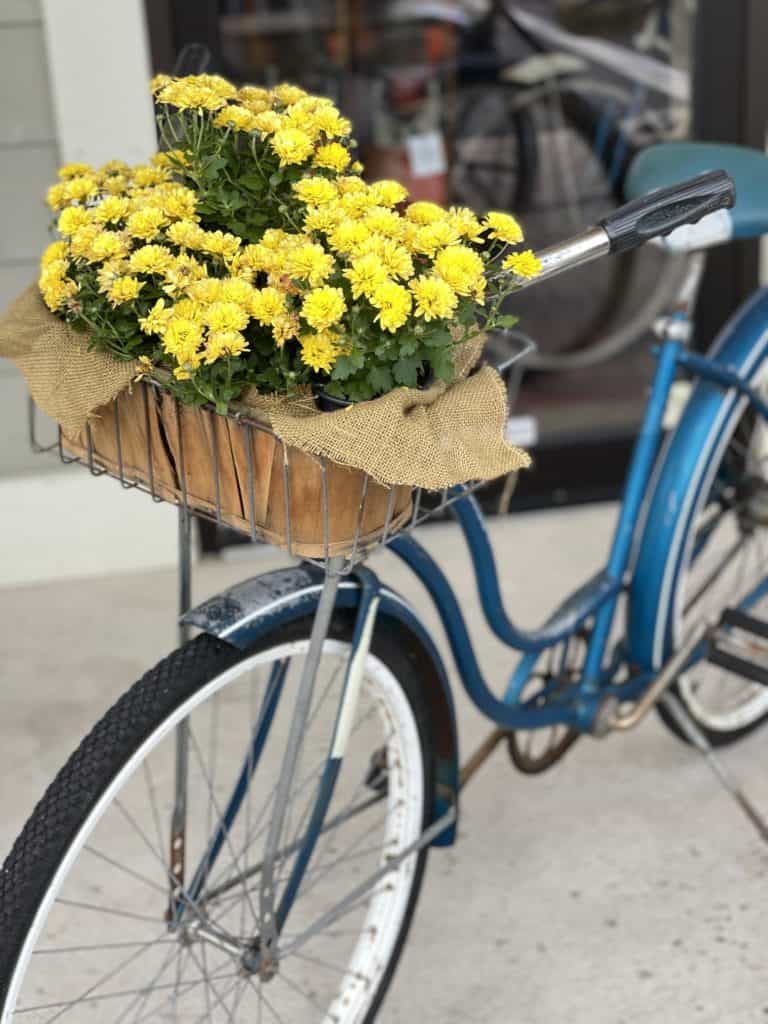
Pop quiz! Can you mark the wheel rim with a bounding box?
[4,640,425,1023]
[676,408,768,733]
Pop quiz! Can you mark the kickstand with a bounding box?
[660,691,768,845]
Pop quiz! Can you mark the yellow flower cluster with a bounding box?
[152,75,354,171]
[40,74,540,399]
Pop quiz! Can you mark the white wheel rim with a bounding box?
[3,640,425,1023]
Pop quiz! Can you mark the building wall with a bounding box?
[0,0,59,476]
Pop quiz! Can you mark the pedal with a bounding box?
[707,608,768,687]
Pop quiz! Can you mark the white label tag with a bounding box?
[405,131,447,178]
[505,415,538,448]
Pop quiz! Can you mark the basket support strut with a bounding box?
[168,506,193,922]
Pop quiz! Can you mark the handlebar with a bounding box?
[514,169,736,290]
[598,170,736,254]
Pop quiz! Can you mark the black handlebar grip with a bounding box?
[598,170,736,254]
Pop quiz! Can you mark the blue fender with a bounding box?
[182,563,459,845]
[628,289,768,671]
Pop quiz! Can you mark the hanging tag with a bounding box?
[505,415,538,448]
[405,131,447,178]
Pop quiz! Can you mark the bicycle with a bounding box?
[449,0,696,369]
[3,149,767,1021]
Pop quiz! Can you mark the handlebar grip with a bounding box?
[598,170,735,254]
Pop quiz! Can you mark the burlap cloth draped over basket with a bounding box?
[1,286,530,553]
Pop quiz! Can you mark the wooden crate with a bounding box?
[62,382,412,557]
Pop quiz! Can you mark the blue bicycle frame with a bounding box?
[183,288,768,914]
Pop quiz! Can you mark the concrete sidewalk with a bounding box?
[1,506,767,1023]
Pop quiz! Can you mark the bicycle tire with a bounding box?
[0,614,435,1022]
[655,396,768,747]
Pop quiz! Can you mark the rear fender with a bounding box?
[183,564,459,845]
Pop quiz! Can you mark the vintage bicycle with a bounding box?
[2,146,768,1021]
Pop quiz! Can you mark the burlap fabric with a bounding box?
[0,284,530,489]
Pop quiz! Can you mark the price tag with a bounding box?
[405,131,447,179]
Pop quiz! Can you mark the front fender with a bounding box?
[182,563,459,845]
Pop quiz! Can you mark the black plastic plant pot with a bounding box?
[314,387,354,412]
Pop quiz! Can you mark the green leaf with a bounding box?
[269,171,283,187]
[430,346,455,383]
[495,313,519,330]
[368,365,394,394]
[397,336,419,356]
[393,355,421,388]
[422,327,453,348]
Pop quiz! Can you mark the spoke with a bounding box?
[186,942,237,1024]
[113,797,213,930]
[275,967,330,1015]
[129,964,239,1024]
[53,897,162,924]
[115,941,181,1024]
[291,947,367,982]
[33,938,177,956]
[187,725,261,927]
[83,844,168,896]
[15,968,240,1017]
[38,931,169,1024]
[142,759,166,863]
[243,976,288,1024]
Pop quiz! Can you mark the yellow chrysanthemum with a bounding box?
[219,277,256,306]
[344,253,388,300]
[370,280,412,333]
[96,259,127,293]
[200,229,242,262]
[39,275,78,311]
[301,286,346,331]
[57,206,92,236]
[166,220,206,250]
[448,206,484,243]
[204,330,249,364]
[313,142,351,173]
[156,76,233,113]
[303,204,343,235]
[162,253,207,295]
[158,186,198,222]
[286,242,335,287]
[139,299,173,336]
[433,245,485,296]
[107,276,143,306]
[370,179,409,207]
[311,105,352,139]
[250,286,288,326]
[252,110,283,135]
[62,175,99,203]
[126,207,168,241]
[405,201,445,226]
[204,300,250,334]
[187,278,224,304]
[69,225,101,259]
[411,221,460,257]
[300,330,341,372]
[502,249,542,279]
[410,275,458,321]
[132,165,171,188]
[271,313,300,345]
[151,149,189,169]
[238,85,271,109]
[483,211,524,245]
[102,174,129,196]
[92,196,131,225]
[270,128,314,167]
[213,104,258,133]
[328,220,369,255]
[272,83,307,106]
[41,240,68,267]
[363,207,405,240]
[57,161,93,181]
[339,190,377,219]
[46,183,69,211]
[293,177,338,207]
[87,230,130,263]
[163,316,204,361]
[129,244,174,275]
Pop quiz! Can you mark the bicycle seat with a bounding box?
[624,142,768,251]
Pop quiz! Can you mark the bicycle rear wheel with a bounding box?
[0,615,433,1022]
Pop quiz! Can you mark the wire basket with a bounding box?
[29,334,533,573]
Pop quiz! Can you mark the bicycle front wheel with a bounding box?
[0,614,433,1022]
